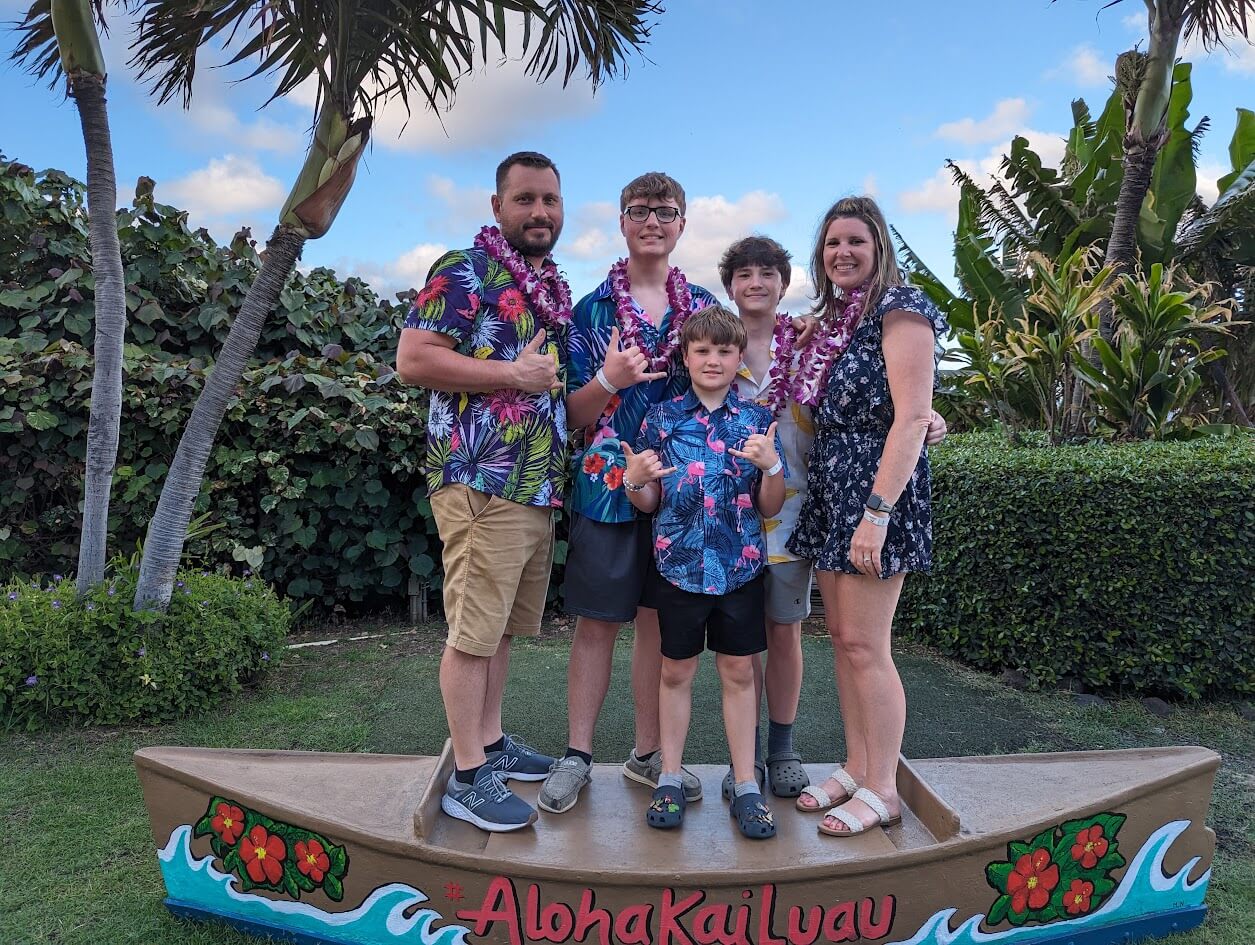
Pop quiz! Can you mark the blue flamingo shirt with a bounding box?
[636,388,786,595]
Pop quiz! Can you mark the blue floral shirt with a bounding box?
[568,275,719,523]
[637,388,786,595]
[403,247,570,508]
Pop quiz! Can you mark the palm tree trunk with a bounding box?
[73,74,126,591]
[133,226,305,610]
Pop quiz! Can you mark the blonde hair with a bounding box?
[808,196,902,318]
[680,304,747,352]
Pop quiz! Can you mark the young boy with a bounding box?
[623,305,785,839]
[540,172,717,815]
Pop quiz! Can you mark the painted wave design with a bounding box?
[888,820,1209,945]
[159,824,471,945]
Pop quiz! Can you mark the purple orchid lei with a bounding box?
[791,284,870,406]
[760,314,799,415]
[473,225,573,332]
[607,258,695,372]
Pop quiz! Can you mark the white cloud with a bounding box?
[181,99,306,154]
[1049,45,1111,87]
[670,191,791,294]
[1197,161,1230,206]
[161,155,286,222]
[935,99,1032,146]
[862,174,879,198]
[898,129,1067,223]
[372,56,598,154]
[424,175,495,238]
[341,241,451,300]
[1218,40,1255,74]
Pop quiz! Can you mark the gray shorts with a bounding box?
[563,513,655,623]
[765,559,813,623]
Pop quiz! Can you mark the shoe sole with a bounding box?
[441,794,537,832]
[622,762,704,801]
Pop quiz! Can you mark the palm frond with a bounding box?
[8,0,112,82]
[1180,0,1254,51]
[129,0,661,117]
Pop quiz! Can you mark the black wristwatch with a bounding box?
[866,492,893,513]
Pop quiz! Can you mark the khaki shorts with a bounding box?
[430,484,554,656]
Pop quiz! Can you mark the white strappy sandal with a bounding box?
[795,765,858,812]
[818,787,902,837]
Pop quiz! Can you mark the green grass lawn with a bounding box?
[1,621,1251,945]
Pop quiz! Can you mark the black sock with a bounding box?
[564,747,593,765]
[635,748,659,763]
[484,736,505,755]
[455,764,483,786]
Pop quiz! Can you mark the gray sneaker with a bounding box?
[441,767,537,832]
[486,734,556,782]
[537,755,592,814]
[622,750,703,801]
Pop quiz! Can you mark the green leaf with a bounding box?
[987,894,1011,927]
[355,428,379,451]
[986,861,1013,893]
[25,409,59,431]
[323,873,344,902]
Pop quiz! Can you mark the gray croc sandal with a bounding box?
[764,750,809,798]
[720,760,766,800]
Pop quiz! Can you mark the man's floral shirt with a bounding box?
[404,247,570,508]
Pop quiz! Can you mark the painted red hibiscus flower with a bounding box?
[583,453,607,475]
[1063,878,1094,915]
[604,465,624,490]
[241,824,286,885]
[497,288,527,322]
[210,802,245,845]
[294,838,331,884]
[1006,848,1058,913]
[1071,825,1109,869]
[415,275,449,309]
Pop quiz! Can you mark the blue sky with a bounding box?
[2,0,1251,313]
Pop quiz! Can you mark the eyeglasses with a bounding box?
[623,205,681,224]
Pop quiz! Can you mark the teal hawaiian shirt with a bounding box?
[404,247,571,508]
[567,275,718,523]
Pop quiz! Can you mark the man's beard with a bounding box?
[502,220,561,258]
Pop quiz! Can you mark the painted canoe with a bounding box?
[136,742,1219,945]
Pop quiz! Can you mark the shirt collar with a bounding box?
[680,387,740,415]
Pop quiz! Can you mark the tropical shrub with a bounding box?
[1,157,407,364]
[1,561,290,728]
[1,339,439,613]
[898,434,1255,699]
[899,69,1254,432]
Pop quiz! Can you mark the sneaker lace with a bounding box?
[479,768,510,802]
[504,733,539,755]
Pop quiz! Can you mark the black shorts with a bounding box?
[563,513,659,622]
[652,573,767,660]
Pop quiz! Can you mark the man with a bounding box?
[397,152,657,832]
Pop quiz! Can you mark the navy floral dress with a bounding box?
[787,285,948,576]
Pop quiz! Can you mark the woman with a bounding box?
[787,196,947,837]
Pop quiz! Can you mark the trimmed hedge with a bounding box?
[898,433,1255,699]
[1,340,438,613]
[1,562,289,728]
